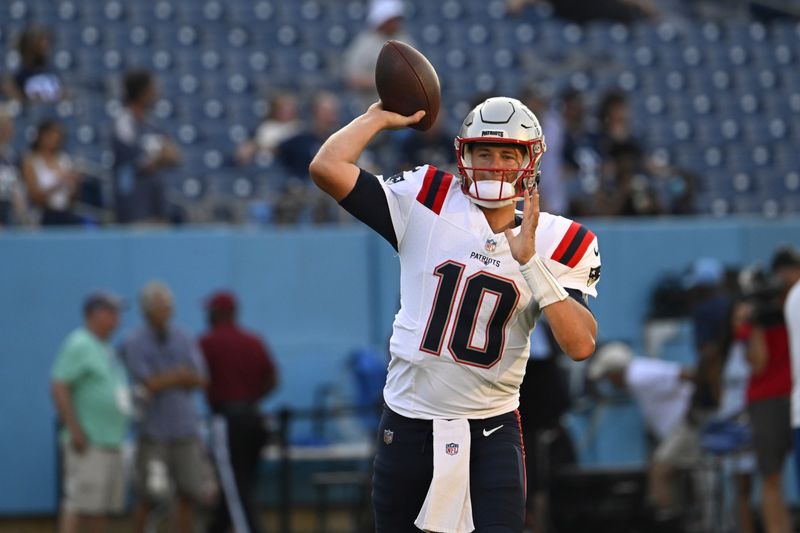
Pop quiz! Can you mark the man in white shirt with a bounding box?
[342,0,416,110]
[588,342,698,514]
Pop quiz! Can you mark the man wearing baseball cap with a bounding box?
[51,290,130,533]
[342,0,416,110]
[588,342,697,522]
[200,290,279,533]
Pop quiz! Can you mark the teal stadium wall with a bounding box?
[0,217,798,513]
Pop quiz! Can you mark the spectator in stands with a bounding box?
[276,92,340,181]
[0,108,28,227]
[520,87,569,215]
[591,141,664,216]
[786,250,800,494]
[397,109,455,172]
[343,0,416,110]
[51,291,130,533]
[554,88,603,217]
[3,26,65,104]
[593,89,695,217]
[588,342,699,522]
[506,0,658,23]
[200,290,278,533]
[235,92,301,166]
[594,90,641,158]
[120,281,216,533]
[275,91,343,223]
[21,119,83,226]
[518,320,576,533]
[112,70,182,225]
[744,247,800,533]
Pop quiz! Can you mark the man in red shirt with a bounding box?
[200,291,278,533]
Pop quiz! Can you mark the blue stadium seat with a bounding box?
[783,171,800,193]
[773,144,800,170]
[512,22,541,46]
[178,175,207,201]
[703,146,726,170]
[672,145,705,172]
[3,0,30,23]
[126,25,152,47]
[56,1,80,22]
[781,69,800,91]
[52,50,76,72]
[83,0,122,22]
[152,1,177,22]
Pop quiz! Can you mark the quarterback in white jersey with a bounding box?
[378,163,600,419]
[310,97,599,533]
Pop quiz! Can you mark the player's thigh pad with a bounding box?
[470,414,526,531]
[372,408,433,532]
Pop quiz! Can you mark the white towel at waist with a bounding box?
[414,418,474,533]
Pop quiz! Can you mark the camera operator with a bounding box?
[741,247,800,533]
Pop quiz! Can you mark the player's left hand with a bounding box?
[504,187,539,265]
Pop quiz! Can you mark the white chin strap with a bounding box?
[467,180,517,208]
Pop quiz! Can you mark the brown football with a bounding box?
[375,40,441,131]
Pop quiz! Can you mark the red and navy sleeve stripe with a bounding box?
[551,222,595,268]
[415,166,453,215]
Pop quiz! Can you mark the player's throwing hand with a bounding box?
[366,102,426,130]
[504,187,539,265]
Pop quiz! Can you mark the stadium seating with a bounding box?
[1,0,798,219]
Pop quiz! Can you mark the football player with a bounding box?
[310,97,600,532]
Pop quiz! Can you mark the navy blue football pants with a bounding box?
[372,406,526,532]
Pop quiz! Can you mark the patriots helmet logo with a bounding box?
[588,265,601,286]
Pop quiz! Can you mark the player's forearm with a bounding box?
[143,369,189,393]
[517,254,595,359]
[543,299,597,361]
[310,112,384,173]
[317,115,382,164]
[51,381,84,438]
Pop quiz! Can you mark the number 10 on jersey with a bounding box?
[420,261,520,368]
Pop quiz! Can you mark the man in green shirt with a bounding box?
[51,291,131,533]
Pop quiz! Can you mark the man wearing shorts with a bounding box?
[51,291,130,533]
[121,281,215,533]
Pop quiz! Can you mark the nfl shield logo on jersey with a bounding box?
[485,239,497,253]
[383,429,394,444]
[445,442,459,455]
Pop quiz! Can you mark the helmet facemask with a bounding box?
[455,138,544,208]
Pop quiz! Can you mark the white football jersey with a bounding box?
[374,165,601,419]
